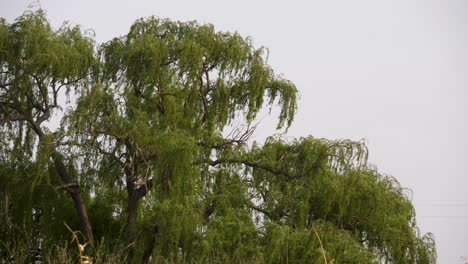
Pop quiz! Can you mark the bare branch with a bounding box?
[95,143,125,167]
[54,183,80,192]
[56,76,85,92]
[209,158,303,180]
[199,125,256,150]
[248,203,273,219]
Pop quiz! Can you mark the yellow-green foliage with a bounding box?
[0,10,435,264]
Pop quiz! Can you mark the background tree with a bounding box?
[0,10,436,264]
[0,10,96,245]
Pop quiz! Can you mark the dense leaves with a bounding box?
[0,10,435,263]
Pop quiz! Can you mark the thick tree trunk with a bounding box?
[142,234,156,264]
[52,152,94,243]
[126,176,154,262]
[126,191,139,244]
[126,180,139,262]
[69,188,94,243]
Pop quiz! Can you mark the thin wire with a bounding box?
[415,204,468,206]
[418,215,468,218]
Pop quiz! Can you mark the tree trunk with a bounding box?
[126,192,138,242]
[32,122,94,244]
[69,188,94,243]
[126,176,154,262]
[142,233,156,264]
[126,183,139,262]
[52,152,94,243]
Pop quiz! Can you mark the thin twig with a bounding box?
[312,225,328,264]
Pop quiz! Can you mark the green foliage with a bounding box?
[263,221,378,264]
[99,16,297,133]
[0,9,95,124]
[0,9,436,264]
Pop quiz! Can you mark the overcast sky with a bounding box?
[1,0,467,262]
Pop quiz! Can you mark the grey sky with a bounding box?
[1,0,467,262]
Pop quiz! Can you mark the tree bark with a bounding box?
[126,191,139,243]
[142,233,156,264]
[126,180,139,263]
[52,152,94,243]
[126,177,154,262]
[27,118,94,243]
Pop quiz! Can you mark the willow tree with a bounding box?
[1,10,436,264]
[67,16,297,261]
[0,10,95,243]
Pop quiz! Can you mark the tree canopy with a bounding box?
[0,10,436,264]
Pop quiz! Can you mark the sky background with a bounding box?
[1,0,467,263]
